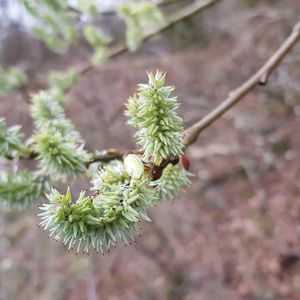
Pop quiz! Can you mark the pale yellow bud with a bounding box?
[124,154,144,179]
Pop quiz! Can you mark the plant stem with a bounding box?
[183,21,300,147]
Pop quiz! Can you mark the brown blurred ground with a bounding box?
[1,0,300,299]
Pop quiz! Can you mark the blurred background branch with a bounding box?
[77,0,221,76]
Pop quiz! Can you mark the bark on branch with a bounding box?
[183,21,300,147]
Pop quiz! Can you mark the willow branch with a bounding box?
[85,148,124,167]
[183,21,300,148]
[4,148,124,167]
[77,0,220,76]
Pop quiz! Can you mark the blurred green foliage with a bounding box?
[0,66,27,92]
[117,1,165,51]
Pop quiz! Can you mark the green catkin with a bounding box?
[0,171,48,207]
[157,163,191,201]
[0,118,29,157]
[117,2,165,51]
[39,166,158,253]
[33,132,89,178]
[31,91,90,178]
[91,160,131,191]
[126,71,184,166]
[31,91,82,141]
[0,66,28,92]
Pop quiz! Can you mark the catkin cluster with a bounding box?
[0,71,191,253]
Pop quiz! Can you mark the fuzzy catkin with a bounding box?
[39,162,158,253]
[126,71,184,166]
[0,171,47,207]
[158,163,191,201]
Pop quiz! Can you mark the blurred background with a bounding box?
[0,0,300,299]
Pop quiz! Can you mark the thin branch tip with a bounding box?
[183,20,300,147]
